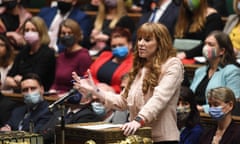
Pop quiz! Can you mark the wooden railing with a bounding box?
[1,91,58,102]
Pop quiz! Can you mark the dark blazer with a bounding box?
[7,45,56,91]
[40,105,102,144]
[6,101,52,133]
[135,1,179,38]
[199,121,240,144]
[38,7,91,41]
[0,93,18,127]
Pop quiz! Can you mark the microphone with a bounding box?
[48,89,78,110]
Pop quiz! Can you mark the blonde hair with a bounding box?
[20,16,50,45]
[59,18,83,43]
[94,0,127,31]
[207,87,236,107]
[123,23,176,98]
[174,0,208,38]
[233,0,240,15]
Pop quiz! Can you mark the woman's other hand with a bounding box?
[120,120,141,136]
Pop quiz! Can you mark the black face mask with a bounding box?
[60,35,75,47]
[4,0,18,10]
[57,1,72,14]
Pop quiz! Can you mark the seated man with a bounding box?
[0,73,52,133]
[40,91,102,143]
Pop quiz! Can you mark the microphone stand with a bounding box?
[60,104,65,144]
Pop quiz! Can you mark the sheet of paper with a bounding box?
[76,123,123,130]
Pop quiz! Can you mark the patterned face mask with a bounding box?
[202,45,218,60]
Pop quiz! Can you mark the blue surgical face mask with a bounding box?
[67,92,82,104]
[112,46,129,59]
[24,90,43,105]
[209,106,225,120]
[91,102,106,117]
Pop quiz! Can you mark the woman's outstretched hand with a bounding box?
[72,70,96,96]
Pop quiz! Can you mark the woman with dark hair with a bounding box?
[0,34,16,89]
[177,86,203,144]
[174,0,223,59]
[190,31,240,113]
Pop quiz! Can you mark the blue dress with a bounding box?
[179,124,203,144]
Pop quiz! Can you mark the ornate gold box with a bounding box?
[0,131,43,144]
[55,122,152,144]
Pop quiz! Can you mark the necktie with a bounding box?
[18,112,31,131]
[149,8,158,22]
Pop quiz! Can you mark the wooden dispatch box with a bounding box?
[0,131,43,144]
[55,122,152,144]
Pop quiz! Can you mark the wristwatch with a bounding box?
[134,116,145,126]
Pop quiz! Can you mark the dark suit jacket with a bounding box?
[199,121,240,144]
[0,93,18,127]
[134,1,179,39]
[6,101,52,133]
[40,105,102,144]
[38,7,91,38]
[38,7,91,49]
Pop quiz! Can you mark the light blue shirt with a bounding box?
[190,64,240,113]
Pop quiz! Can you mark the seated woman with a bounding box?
[223,0,240,54]
[190,31,240,113]
[49,18,92,94]
[90,27,133,94]
[5,16,56,92]
[89,0,135,55]
[199,87,240,144]
[177,86,203,144]
[0,34,16,89]
[0,0,32,33]
[174,0,223,59]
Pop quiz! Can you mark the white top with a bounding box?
[48,10,70,52]
[149,0,172,23]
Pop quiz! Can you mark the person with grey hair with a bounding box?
[199,87,240,144]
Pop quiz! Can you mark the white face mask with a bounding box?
[238,1,240,11]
